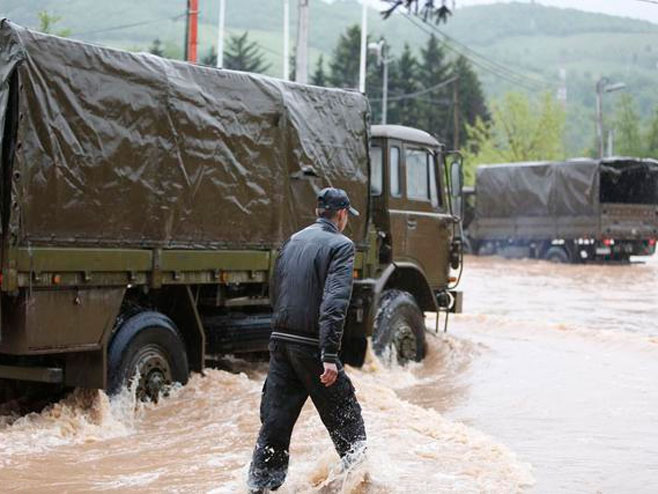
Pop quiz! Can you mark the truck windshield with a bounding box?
[600,162,658,205]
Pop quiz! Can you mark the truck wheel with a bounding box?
[544,246,570,263]
[373,290,426,364]
[107,311,189,401]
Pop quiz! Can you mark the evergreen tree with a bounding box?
[388,43,420,127]
[366,51,387,124]
[201,45,218,66]
[613,94,643,156]
[417,34,451,139]
[149,38,165,57]
[224,31,271,74]
[450,55,489,149]
[329,25,366,89]
[311,55,327,87]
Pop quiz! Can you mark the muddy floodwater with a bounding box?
[1,255,657,493]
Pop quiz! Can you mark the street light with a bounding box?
[368,39,392,125]
[596,77,626,158]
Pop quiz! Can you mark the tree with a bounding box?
[646,108,658,157]
[149,38,165,57]
[417,34,451,140]
[37,10,71,37]
[329,25,372,89]
[388,43,420,127]
[451,55,489,148]
[366,48,389,124]
[462,92,565,183]
[613,94,643,156]
[201,45,218,66]
[311,55,327,87]
[224,31,271,74]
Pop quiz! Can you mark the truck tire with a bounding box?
[373,289,426,364]
[107,311,189,401]
[544,246,570,263]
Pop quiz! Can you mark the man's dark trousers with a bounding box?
[247,340,366,490]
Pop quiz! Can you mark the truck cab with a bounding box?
[350,125,462,365]
[370,125,455,289]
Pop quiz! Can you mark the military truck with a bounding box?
[463,159,658,263]
[0,20,463,401]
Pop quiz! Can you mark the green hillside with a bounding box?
[4,0,658,154]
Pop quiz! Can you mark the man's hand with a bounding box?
[320,362,338,387]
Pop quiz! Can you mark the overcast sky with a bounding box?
[453,0,658,24]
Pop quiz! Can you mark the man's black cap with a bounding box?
[317,187,360,217]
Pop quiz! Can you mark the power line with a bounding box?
[402,14,542,90]
[421,17,557,88]
[71,14,186,37]
[370,75,457,102]
[635,0,658,4]
[402,14,555,92]
[405,14,552,90]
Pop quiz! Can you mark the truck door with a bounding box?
[387,143,407,257]
[400,145,451,287]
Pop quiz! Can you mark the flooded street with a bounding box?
[437,255,658,493]
[2,255,658,493]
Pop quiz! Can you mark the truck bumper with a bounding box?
[436,290,463,313]
[449,290,463,313]
[0,364,63,383]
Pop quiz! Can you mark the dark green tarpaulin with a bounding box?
[475,159,600,219]
[472,157,658,240]
[0,19,370,249]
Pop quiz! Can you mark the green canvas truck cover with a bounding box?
[0,19,370,249]
[473,158,658,239]
[475,159,600,219]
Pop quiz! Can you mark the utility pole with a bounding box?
[453,80,460,150]
[217,0,226,68]
[295,0,309,84]
[358,0,367,93]
[382,47,388,124]
[596,77,606,159]
[283,0,290,80]
[596,77,626,159]
[185,0,199,63]
[368,39,389,124]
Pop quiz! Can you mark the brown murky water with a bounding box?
[1,254,657,493]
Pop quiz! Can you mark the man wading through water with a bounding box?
[247,188,367,493]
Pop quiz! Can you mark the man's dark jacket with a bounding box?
[270,217,355,363]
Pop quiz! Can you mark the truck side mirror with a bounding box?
[450,160,463,197]
[449,159,463,218]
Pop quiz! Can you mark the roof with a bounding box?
[371,125,441,147]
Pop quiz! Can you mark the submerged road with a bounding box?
[422,254,658,493]
[1,255,657,493]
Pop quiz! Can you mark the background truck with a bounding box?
[463,158,658,263]
[0,20,463,401]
